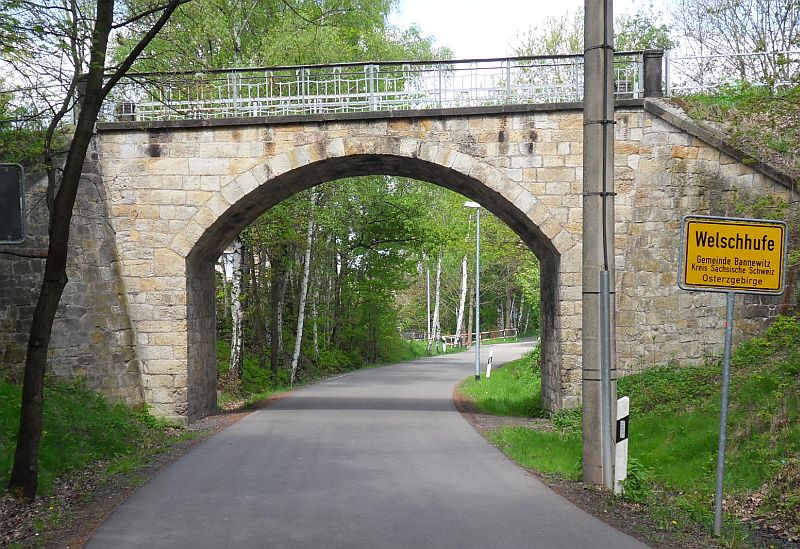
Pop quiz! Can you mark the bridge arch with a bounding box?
[97,112,593,422]
[175,138,577,421]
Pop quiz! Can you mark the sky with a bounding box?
[389,0,671,59]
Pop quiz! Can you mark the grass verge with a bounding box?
[676,83,799,181]
[460,316,800,545]
[460,346,542,417]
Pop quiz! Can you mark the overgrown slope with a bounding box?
[478,316,800,544]
[675,83,800,181]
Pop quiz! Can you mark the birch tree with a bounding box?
[228,236,245,380]
[427,251,442,353]
[454,255,468,344]
[290,193,316,385]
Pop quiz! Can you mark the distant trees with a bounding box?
[672,0,800,84]
[512,7,674,57]
[115,0,449,71]
[215,178,541,390]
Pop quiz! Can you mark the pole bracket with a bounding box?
[584,44,616,54]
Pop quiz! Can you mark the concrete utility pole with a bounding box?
[582,0,617,488]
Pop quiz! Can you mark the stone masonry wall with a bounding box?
[92,102,796,421]
[614,103,796,376]
[0,145,144,404]
[2,99,793,422]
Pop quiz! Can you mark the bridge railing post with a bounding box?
[437,64,443,108]
[367,64,377,111]
[643,49,664,98]
[506,59,512,104]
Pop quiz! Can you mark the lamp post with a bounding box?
[464,201,481,381]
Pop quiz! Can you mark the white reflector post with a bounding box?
[614,396,630,494]
[485,350,493,378]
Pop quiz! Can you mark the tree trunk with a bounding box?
[269,248,286,377]
[498,303,504,331]
[330,248,343,346]
[505,288,513,335]
[425,266,431,343]
[8,0,184,501]
[466,280,474,347]
[219,255,230,320]
[523,306,531,334]
[290,194,316,385]
[8,0,115,501]
[311,287,319,356]
[454,255,467,343]
[228,237,245,380]
[427,252,442,354]
[249,244,267,370]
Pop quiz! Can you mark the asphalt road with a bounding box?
[87,341,648,548]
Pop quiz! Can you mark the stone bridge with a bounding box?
[1,94,796,424]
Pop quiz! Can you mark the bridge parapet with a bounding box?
[101,51,654,123]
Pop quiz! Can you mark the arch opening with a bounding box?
[184,154,564,421]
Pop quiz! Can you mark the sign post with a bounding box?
[679,215,787,536]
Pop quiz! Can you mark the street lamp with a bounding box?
[464,201,481,381]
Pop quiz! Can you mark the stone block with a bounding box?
[538,167,576,183]
[670,145,698,159]
[154,248,186,277]
[148,158,189,175]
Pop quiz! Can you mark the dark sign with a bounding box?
[616,415,629,444]
[0,164,24,244]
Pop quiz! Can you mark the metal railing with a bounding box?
[99,52,648,122]
[665,50,800,95]
[442,328,519,348]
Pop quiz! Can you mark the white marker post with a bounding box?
[614,396,630,494]
[485,350,493,378]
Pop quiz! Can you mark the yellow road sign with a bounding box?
[680,216,788,294]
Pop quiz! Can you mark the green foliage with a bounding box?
[619,458,652,503]
[615,10,674,51]
[0,379,190,495]
[483,317,800,538]
[618,362,719,417]
[551,408,581,434]
[0,90,46,168]
[117,0,446,72]
[512,11,583,56]
[461,347,543,417]
[316,348,360,375]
